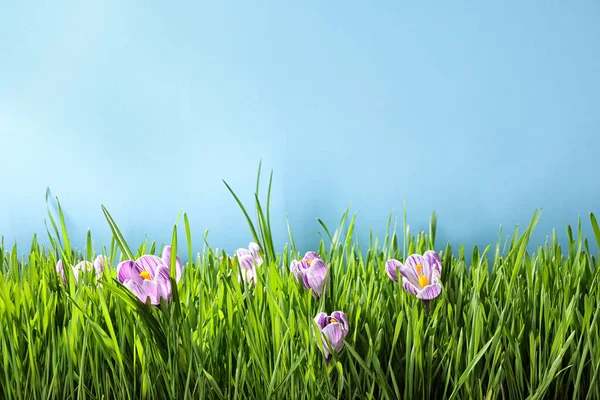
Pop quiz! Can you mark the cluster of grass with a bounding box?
[1,170,600,399]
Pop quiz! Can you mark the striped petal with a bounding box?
[236,248,251,259]
[56,260,66,285]
[248,242,263,266]
[154,265,171,286]
[302,272,311,290]
[238,254,255,271]
[72,261,93,281]
[153,266,172,302]
[303,251,321,262]
[401,255,425,288]
[385,259,401,283]
[117,260,137,283]
[314,312,329,330]
[140,279,161,305]
[330,311,349,336]
[123,280,145,303]
[304,259,328,297]
[290,259,304,281]
[240,266,256,285]
[402,277,419,295]
[94,255,109,278]
[134,255,165,278]
[424,250,442,277]
[416,282,442,300]
[321,323,345,359]
[161,246,183,283]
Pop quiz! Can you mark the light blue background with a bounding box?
[1,1,599,259]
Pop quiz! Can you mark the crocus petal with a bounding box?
[248,242,263,266]
[290,260,302,280]
[305,259,328,296]
[73,260,94,271]
[140,279,161,305]
[152,272,172,303]
[72,261,93,281]
[240,267,256,285]
[303,251,321,262]
[93,255,108,278]
[302,273,311,290]
[71,266,79,282]
[236,248,251,258]
[155,266,172,301]
[124,280,145,302]
[290,259,298,273]
[385,259,401,283]
[416,282,442,300]
[123,264,172,305]
[314,312,329,330]
[154,266,171,287]
[117,260,137,283]
[161,245,173,264]
[161,246,183,283]
[401,255,426,288]
[248,242,261,255]
[291,260,310,281]
[399,265,421,289]
[321,323,345,357]
[155,283,170,303]
[401,277,419,295]
[404,254,427,273]
[330,311,349,336]
[134,255,165,278]
[424,250,442,276]
[238,254,255,271]
[421,258,433,282]
[56,260,66,285]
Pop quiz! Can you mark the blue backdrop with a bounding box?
[1,1,599,259]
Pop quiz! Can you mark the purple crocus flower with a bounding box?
[117,246,182,305]
[236,242,263,267]
[290,251,320,280]
[314,311,349,360]
[235,242,262,285]
[290,251,328,297]
[73,255,109,281]
[386,250,442,300]
[56,260,66,284]
[56,255,109,284]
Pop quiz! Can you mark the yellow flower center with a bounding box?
[415,264,429,288]
[307,259,313,265]
[329,318,337,323]
[139,270,152,280]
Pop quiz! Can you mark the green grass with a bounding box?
[1,174,599,399]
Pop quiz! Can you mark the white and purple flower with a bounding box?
[235,242,263,285]
[290,251,328,297]
[56,255,109,284]
[386,250,442,300]
[314,311,349,361]
[116,246,182,305]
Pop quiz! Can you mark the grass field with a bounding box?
[1,171,599,399]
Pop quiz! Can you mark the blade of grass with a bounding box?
[101,205,134,260]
